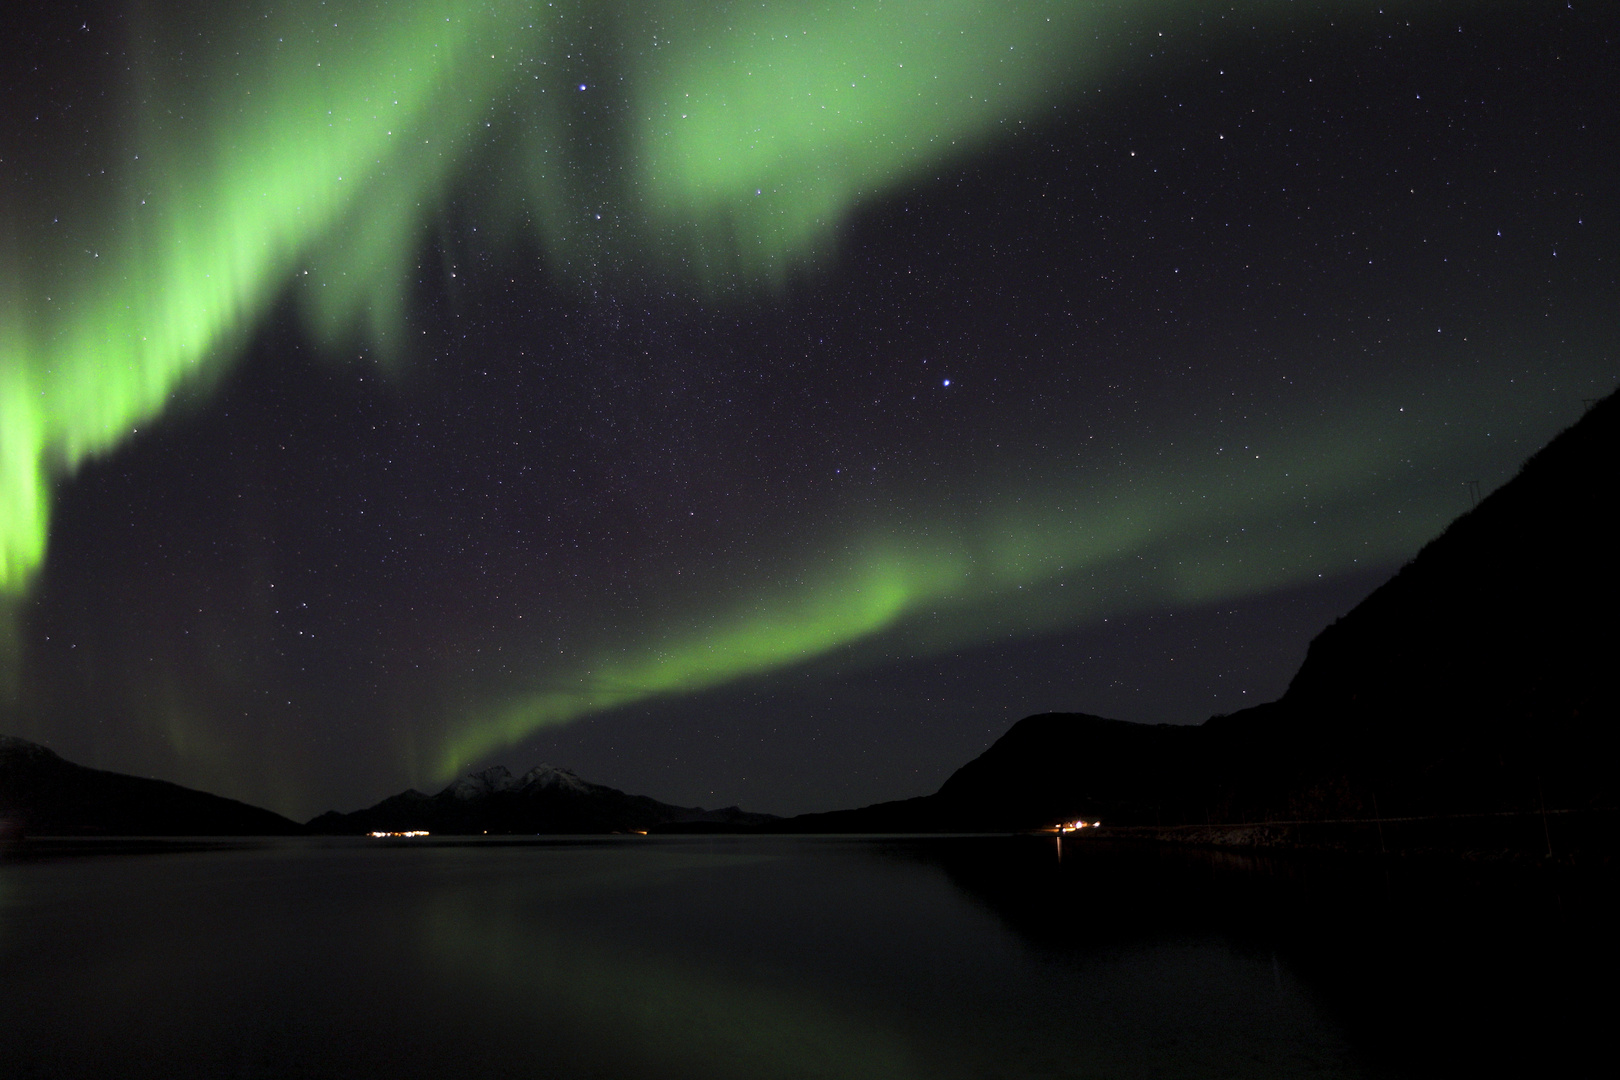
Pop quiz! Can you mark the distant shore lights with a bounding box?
[367,830,430,838]
[1057,820,1099,833]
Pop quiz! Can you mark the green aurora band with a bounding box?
[0,0,1410,591]
[3,0,1508,780]
[438,378,1491,774]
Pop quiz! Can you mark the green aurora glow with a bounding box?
[437,378,1492,773]
[1,0,1406,593]
[10,0,1570,792]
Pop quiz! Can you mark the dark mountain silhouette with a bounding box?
[780,713,1213,832]
[0,735,301,836]
[787,390,1619,840]
[7,393,1612,845]
[306,764,779,835]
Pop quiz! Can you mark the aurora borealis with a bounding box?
[0,0,1263,591]
[2,1,1615,818]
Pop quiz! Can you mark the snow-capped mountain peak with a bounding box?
[517,764,593,794]
[444,765,517,800]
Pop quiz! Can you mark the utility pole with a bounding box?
[1466,480,1481,508]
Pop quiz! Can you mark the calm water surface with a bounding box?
[0,836,1609,1078]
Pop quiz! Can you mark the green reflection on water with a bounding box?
[417,857,918,1080]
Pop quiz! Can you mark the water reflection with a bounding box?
[0,837,1608,1078]
[414,846,921,1080]
[908,835,1617,1079]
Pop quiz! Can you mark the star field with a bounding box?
[2,1,1615,818]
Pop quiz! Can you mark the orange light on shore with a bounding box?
[1055,820,1101,833]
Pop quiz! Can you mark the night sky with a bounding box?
[2,1,1614,821]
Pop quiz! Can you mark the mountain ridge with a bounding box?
[779,390,1619,841]
[6,391,1613,847]
[1,736,780,837]
[0,734,302,836]
[305,763,779,835]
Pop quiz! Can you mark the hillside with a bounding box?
[788,391,1619,840]
[0,735,301,836]
[307,763,778,835]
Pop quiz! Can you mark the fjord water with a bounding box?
[0,837,1608,1079]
